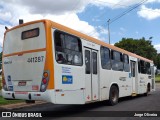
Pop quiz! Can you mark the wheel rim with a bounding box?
[111,90,117,102]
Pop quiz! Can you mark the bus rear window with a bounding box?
[22,28,39,40]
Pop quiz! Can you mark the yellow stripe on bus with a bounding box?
[45,20,54,90]
[3,48,46,57]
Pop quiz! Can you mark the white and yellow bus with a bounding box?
[2,19,155,105]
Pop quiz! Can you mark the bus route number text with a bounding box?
[27,56,44,63]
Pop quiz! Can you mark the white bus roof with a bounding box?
[4,19,153,63]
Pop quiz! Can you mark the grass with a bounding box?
[0,76,24,106]
[0,96,24,106]
[155,75,160,82]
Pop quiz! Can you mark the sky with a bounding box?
[0,0,160,53]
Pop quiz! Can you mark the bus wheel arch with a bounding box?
[108,84,119,106]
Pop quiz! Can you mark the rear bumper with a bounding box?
[2,89,85,104]
[2,89,55,103]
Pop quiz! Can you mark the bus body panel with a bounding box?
[100,52,133,100]
[107,71,132,98]
[3,22,46,99]
[52,29,86,104]
[3,22,46,55]
[2,19,155,104]
[52,29,85,91]
[3,52,46,92]
[54,64,85,90]
[55,90,85,104]
[100,69,112,101]
[138,74,150,94]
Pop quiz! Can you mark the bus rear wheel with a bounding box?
[144,84,150,96]
[108,85,119,106]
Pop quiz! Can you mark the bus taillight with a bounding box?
[40,71,50,92]
[42,78,47,84]
[43,72,48,78]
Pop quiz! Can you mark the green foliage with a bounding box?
[155,75,160,82]
[0,78,1,90]
[154,55,160,69]
[0,81,1,90]
[0,96,24,105]
[0,52,2,69]
[115,37,160,68]
[0,52,2,62]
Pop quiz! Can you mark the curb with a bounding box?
[0,101,47,110]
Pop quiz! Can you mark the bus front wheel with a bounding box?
[108,85,119,106]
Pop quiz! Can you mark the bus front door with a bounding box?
[85,48,99,102]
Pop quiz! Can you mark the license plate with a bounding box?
[18,81,26,86]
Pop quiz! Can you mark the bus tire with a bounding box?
[108,85,119,106]
[144,84,150,96]
[25,100,35,104]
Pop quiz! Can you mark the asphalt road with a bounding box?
[1,83,160,120]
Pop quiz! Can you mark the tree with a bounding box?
[0,52,2,69]
[154,55,160,69]
[114,37,160,68]
[0,52,2,62]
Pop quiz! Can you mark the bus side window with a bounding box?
[139,60,147,74]
[54,30,82,66]
[55,32,64,52]
[57,53,66,63]
[123,54,130,72]
[111,50,123,71]
[146,62,151,75]
[85,50,90,74]
[73,54,82,65]
[92,52,97,74]
[100,46,111,70]
[138,60,141,73]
